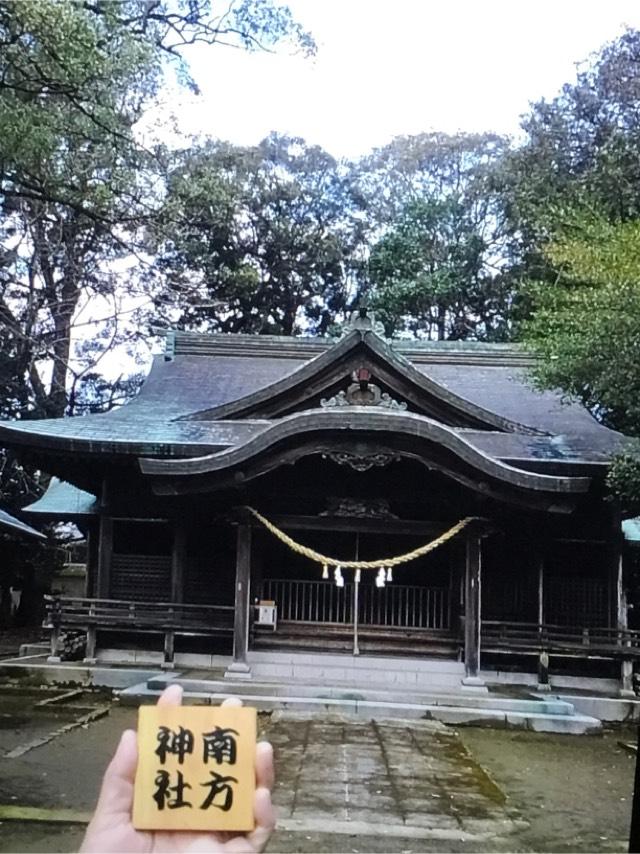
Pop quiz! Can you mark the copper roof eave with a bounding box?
[0,509,47,540]
[139,409,591,495]
[181,329,548,436]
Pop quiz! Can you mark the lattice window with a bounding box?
[111,554,172,602]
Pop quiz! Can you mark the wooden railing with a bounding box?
[482,620,640,658]
[44,595,234,635]
[260,579,450,630]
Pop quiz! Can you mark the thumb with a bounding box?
[94,728,138,818]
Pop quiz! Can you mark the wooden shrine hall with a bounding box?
[2,312,638,692]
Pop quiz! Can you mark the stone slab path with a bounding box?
[265,713,525,848]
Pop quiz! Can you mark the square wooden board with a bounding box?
[132,705,256,832]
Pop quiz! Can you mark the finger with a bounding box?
[248,785,276,852]
[94,729,138,816]
[255,741,274,791]
[156,683,183,708]
[221,696,243,707]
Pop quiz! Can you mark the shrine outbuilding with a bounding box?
[2,313,637,694]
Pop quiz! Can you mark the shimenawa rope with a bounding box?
[243,506,479,571]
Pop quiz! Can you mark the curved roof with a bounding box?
[0,508,46,540]
[0,327,625,469]
[140,409,591,510]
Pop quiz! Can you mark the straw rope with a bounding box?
[243,506,479,570]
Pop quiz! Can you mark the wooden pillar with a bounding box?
[617,551,635,697]
[48,626,62,663]
[85,626,97,663]
[47,595,62,663]
[84,524,100,598]
[163,521,186,668]
[462,531,486,690]
[171,521,186,604]
[95,515,113,599]
[535,552,551,691]
[537,554,545,627]
[225,524,252,679]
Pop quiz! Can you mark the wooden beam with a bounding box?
[266,515,447,536]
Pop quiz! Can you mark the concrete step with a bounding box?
[119,677,601,734]
[18,642,49,656]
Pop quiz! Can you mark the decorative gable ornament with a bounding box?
[320,368,408,411]
[339,308,387,341]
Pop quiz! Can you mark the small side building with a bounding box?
[0,315,635,692]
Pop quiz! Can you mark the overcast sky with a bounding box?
[153,0,640,159]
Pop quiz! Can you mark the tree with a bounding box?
[0,0,314,509]
[498,29,640,511]
[500,29,640,262]
[352,133,517,339]
[352,132,510,228]
[368,197,514,340]
[522,213,640,511]
[152,134,364,336]
[0,1,315,219]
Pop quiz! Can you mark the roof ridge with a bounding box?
[166,330,535,367]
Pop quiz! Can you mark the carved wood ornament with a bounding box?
[320,367,408,411]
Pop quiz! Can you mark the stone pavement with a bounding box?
[0,689,634,853]
[266,713,524,848]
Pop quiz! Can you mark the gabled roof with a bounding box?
[181,329,545,433]
[0,323,625,475]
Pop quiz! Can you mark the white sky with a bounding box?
[158,0,640,159]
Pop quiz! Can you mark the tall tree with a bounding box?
[500,28,640,261]
[352,132,510,228]
[368,197,513,340]
[522,212,640,511]
[152,134,363,336]
[0,0,314,505]
[352,132,517,339]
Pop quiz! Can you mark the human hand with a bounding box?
[80,685,276,853]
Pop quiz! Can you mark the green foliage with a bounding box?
[524,216,640,433]
[608,449,640,516]
[152,134,364,335]
[506,30,640,511]
[369,197,513,339]
[522,214,640,511]
[500,29,640,266]
[0,0,315,514]
[353,132,518,340]
[352,132,510,228]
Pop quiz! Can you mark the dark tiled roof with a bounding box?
[0,330,625,465]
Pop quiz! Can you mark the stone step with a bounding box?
[253,631,458,657]
[145,673,577,716]
[119,679,601,734]
[244,650,465,690]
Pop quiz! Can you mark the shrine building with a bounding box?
[2,312,638,693]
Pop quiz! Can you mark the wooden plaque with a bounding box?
[132,705,256,832]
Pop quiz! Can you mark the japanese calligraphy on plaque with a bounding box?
[133,706,256,832]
